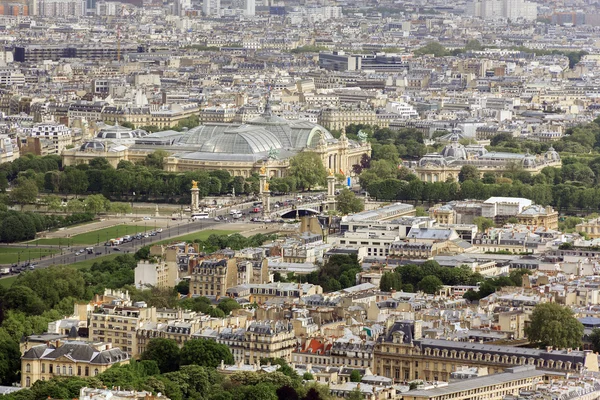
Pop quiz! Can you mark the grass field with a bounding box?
[0,275,17,288]
[0,247,60,264]
[29,225,150,246]
[68,254,120,270]
[156,229,238,244]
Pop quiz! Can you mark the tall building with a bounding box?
[244,0,254,16]
[466,0,537,20]
[190,258,238,297]
[202,0,219,16]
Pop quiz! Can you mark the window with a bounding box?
[41,364,45,373]
[26,364,31,373]
[49,365,53,374]
[26,377,31,387]
[69,366,73,375]
[94,368,99,376]
[78,366,82,376]
[85,367,89,376]
[62,366,66,375]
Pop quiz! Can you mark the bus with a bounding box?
[191,212,210,220]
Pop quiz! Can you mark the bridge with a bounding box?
[270,202,324,218]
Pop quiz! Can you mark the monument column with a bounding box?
[326,169,336,211]
[259,166,270,218]
[190,180,200,213]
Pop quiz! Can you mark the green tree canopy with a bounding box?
[525,303,584,349]
[141,338,180,373]
[336,189,364,215]
[289,152,327,191]
[179,339,234,368]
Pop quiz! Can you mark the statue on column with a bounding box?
[264,181,269,191]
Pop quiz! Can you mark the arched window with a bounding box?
[41,364,45,373]
[68,366,73,375]
[94,368,99,376]
[62,366,66,375]
[26,364,31,373]
[26,377,31,387]
[85,367,89,376]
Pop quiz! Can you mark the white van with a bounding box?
[192,212,210,220]
[231,211,243,219]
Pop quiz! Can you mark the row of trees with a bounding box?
[379,261,531,300]
[0,151,335,204]
[5,357,339,400]
[305,254,361,292]
[0,210,95,243]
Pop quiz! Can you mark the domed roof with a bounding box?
[522,152,537,167]
[544,146,560,161]
[441,134,467,160]
[419,154,447,167]
[199,125,282,154]
[246,105,294,148]
[80,141,105,151]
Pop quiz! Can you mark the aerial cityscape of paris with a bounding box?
[2,0,600,399]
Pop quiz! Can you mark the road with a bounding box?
[0,219,225,271]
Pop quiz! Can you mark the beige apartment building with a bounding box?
[21,341,129,388]
[89,305,157,357]
[134,246,179,289]
[218,321,297,364]
[318,108,378,131]
[190,257,238,298]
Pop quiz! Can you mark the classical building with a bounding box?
[21,341,129,388]
[62,105,370,178]
[373,322,599,383]
[576,218,600,239]
[517,205,559,230]
[412,134,561,183]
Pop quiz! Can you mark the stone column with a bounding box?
[260,172,270,218]
[191,187,200,213]
[326,174,336,211]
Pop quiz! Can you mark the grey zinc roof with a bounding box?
[406,366,545,398]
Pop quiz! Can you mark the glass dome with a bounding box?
[80,141,105,151]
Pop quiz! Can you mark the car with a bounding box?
[75,251,82,256]
[143,217,151,220]
[157,228,163,233]
[28,265,35,270]
[113,247,121,251]
[95,252,102,256]
[172,217,177,220]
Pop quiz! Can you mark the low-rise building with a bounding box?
[21,341,129,388]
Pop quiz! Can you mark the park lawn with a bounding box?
[0,275,17,289]
[29,225,150,246]
[156,229,238,244]
[0,247,60,264]
[67,254,120,270]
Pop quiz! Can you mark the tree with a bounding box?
[458,165,480,182]
[277,385,300,400]
[525,303,584,349]
[380,272,402,292]
[217,298,241,314]
[180,339,234,368]
[348,388,363,400]
[473,216,494,232]
[414,42,448,57]
[336,189,364,215]
[589,328,600,353]
[465,39,483,51]
[10,178,38,206]
[289,152,327,191]
[61,168,88,196]
[144,150,169,170]
[349,370,362,382]
[418,275,443,294]
[141,338,180,373]
[373,144,399,164]
[0,333,20,385]
[84,194,111,215]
